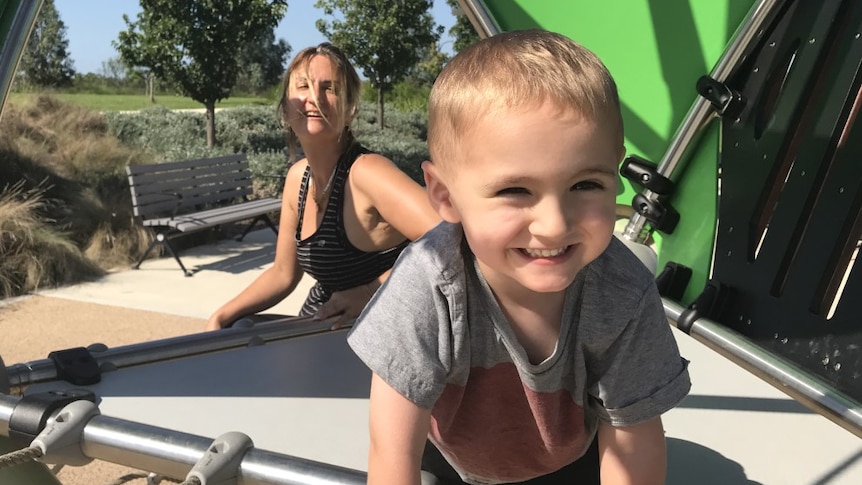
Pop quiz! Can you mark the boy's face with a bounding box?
[424,102,623,300]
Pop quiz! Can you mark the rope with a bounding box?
[0,446,43,470]
[107,471,198,485]
[0,447,202,485]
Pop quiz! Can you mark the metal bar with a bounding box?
[663,298,862,439]
[2,318,339,395]
[0,394,366,485]
[623,0,785,242]
[0,0,41,119]
[456,0,500,38]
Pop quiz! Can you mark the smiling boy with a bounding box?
[347,30,690,485]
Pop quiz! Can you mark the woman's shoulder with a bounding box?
[350,150,397,174]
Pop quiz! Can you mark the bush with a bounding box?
[0,184,104,298]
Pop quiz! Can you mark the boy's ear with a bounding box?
[422,161,461,223]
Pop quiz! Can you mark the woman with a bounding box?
[205,43,439,330]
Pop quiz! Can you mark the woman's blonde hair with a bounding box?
[278,42,362,162]
[428,29,622,169]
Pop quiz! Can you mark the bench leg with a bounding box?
[135,233,194,276]
[162,238,194,277]
[235,215,279,242]
[134,239,161,270]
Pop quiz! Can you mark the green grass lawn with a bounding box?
[7,92,273,111]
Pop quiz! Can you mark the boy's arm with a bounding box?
[368,373,432,485]
[597,417,667,485]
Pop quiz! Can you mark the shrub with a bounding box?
[0,184,104,298]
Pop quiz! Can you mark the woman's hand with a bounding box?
[315,282,375,329]
[204,314,229,332]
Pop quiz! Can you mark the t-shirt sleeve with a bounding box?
[589,280,691,427]
[347,239,455,409]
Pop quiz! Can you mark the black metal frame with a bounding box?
[705,0,862,402]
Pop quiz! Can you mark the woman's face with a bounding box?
[285,55,343,142]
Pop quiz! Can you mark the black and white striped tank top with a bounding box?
[295,144,408,316]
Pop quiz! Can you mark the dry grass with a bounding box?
[0,95,158,298]
[0,184,103,297]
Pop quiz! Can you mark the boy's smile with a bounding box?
[425,101,623,306]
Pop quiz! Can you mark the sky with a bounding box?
[54,0,458,75]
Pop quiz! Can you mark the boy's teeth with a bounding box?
[524,248,566,257]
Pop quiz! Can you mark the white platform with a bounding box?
[24,230,862,483]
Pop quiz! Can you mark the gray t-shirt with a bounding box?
[348,222,690,484]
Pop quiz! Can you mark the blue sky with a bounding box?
[54,0,457,74]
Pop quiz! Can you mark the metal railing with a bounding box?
[0,393,365,485]
[664,298,862,439]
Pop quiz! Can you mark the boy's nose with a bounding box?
[530,198,570,240]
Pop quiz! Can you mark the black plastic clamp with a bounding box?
[655,262,693,301]
[8,389,96,447]
[697,75,746,119]
[676,279,732,335]
[49,347,101,386]
[621,156,680,234]
[632,193,680,234]
[620,155,675,195]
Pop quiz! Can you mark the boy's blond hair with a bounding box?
[428,29,622,169]
[278,43,362,162]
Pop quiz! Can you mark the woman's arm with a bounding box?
[368,373,432,485]
[205,162,306,330]
[597,417,667,485]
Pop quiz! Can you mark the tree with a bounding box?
[19,0,75,88]
[235,30,291,95]
[447,0,480,53]
[114,0,287,147]
[315,0,442,129]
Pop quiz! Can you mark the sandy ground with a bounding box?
[0,295,205,485]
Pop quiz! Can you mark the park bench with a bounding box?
[126,153,282,276]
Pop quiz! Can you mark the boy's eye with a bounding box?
[495,187,530,196]
[571,180,604,191]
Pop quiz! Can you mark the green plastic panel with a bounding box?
[479,0,755,304]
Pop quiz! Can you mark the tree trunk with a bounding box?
[205,101,216,148]
[147,72,155,103]
[377,85,385,130]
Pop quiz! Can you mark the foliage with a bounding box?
[0,184,104,299]
[406,43,449,86]
[235,29,291,95]
[315,0,442,129]
[114,0,288,147]
[17,0,75,88]
[446,0,481,53]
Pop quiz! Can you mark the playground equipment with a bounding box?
[2,0,861,483]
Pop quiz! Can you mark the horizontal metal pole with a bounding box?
[663,298,862,439]
[0,394,366,485]
[3,317,339,394]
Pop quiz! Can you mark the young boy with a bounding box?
[347,29,690,485]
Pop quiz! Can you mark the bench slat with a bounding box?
[126,154,247,176]
[134,188,255,217]
[142,198,282,232]
[128,161,251,188]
